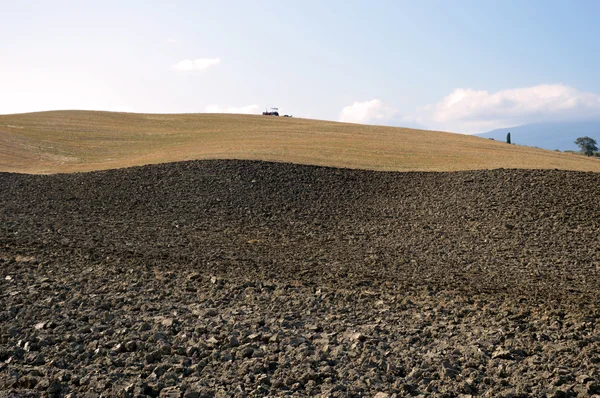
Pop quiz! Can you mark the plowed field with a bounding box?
[1,160,599,397]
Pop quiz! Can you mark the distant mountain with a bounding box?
[477,121,600,151]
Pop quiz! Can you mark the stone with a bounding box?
[492,348,513,360]
[160,386,183,397]
[576,374,592,384]
[205,308,218,317]
[587,382,600,395]
[240,347,254,359]
[207,336,219,345]
[124,340,137,352]
[373,393,390,398]
[48,378,62,394]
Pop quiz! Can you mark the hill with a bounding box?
[478,120,600,151]
[1,160,599,395]
[1,110,600,174]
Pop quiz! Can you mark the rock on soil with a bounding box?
[0,159,599,397]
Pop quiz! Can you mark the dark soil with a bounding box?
[1,160,599,397]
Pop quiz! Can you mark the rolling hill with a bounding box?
[1,110,600,174]
[3,112,600,395]
[478,120,600,151]
[2,159,599,395]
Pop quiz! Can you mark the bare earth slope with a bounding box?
[1,160,599,396]
[2,111,600,174]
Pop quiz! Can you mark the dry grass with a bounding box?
[1,110,599,174]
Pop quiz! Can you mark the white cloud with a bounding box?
[204,104,260,114]
[413,84,600,134]
[339,99,396,124]
[338,99,427,129]
[172,58,221,71]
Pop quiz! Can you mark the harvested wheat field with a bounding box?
[1,158,600,397]
[2,111,600,174]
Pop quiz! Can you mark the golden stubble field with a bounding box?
[1,110,599,174]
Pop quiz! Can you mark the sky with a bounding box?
[2,0,600,134]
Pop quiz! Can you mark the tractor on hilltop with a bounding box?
[262,107,280,116]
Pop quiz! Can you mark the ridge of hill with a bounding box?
[1,110,600,174]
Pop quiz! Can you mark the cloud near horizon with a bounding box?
[339,99,396,124]
[341,84,600,134]
[414,84,600,133]
[204,104,260,114]
[172,58,221,71]
[338,99,426,129]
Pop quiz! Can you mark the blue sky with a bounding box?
[2,0,600,133]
